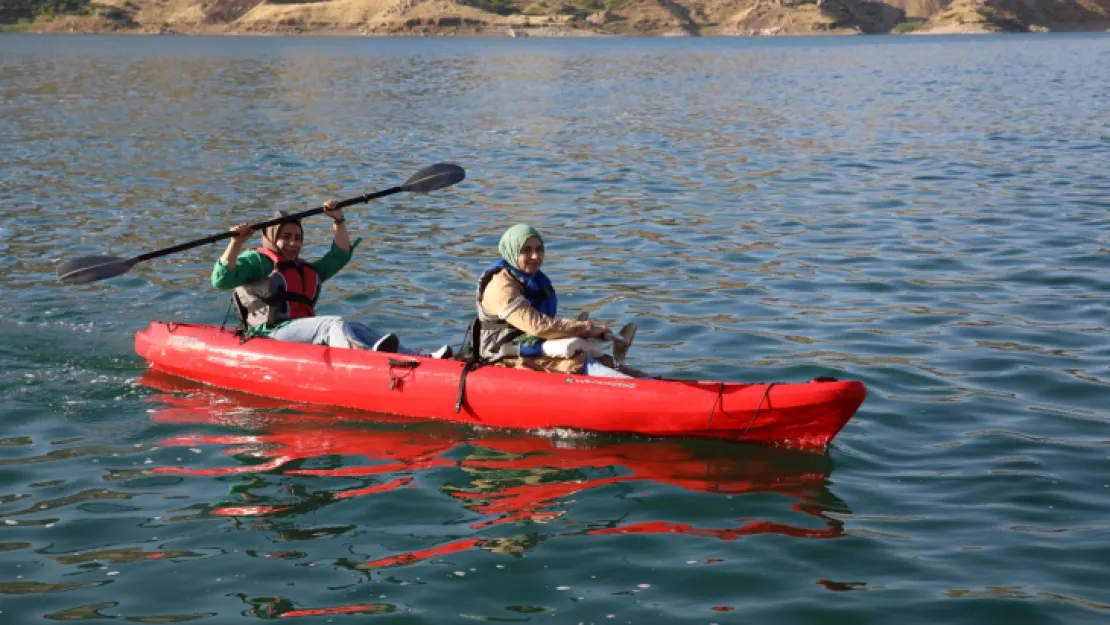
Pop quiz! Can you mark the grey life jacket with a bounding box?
[474,264,556,362]
[233,247,320,330]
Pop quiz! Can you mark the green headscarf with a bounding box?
[496,224,547,350]
[498,224,543,271]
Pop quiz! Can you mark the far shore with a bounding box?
[6,12,1110,38]
[9,25,1110,37]
[5,0,1109,40]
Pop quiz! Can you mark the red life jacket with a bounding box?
[256,247,320,320]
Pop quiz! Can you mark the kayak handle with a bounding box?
[387,358,420,391]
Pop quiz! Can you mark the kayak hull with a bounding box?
[134,322,866,448]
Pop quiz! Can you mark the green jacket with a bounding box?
[211,240,360,335]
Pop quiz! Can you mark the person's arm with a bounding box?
[307,199,363,282]
[219,223,253,270]
[322,199,351,253]
[311,238,361,283]
[212,225,269,289]
[482,271,593,339]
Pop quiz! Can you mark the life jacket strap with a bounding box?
[240,291,316,315]
[229,292,262,344]
[232,291,251,330]
[281,291,317,310]
[476,316,525,361]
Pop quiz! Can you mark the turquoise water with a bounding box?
[2,32,1109,622]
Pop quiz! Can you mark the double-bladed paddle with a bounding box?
[57,163,465,285]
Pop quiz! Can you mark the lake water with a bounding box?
[1,32,1109,623]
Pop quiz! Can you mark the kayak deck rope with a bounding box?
[707,382,776,440]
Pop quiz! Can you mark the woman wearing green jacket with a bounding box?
[212,200,450,358]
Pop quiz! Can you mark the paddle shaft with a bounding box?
[131,186,402,264]
[56,162,464,285]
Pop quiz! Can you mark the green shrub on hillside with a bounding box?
[892,20,927,33]
[0,0,91,24]
[39,0,90,15]
[0,17,34,30]
[461,0,520,15]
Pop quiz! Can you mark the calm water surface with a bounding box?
[1,33,1109,623]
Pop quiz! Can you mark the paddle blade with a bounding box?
[400,163,465,194]
[57,255,136,285]
[611,322,637,368]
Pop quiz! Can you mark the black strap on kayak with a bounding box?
[707,382,776,440]
[739,383,775,439]
[705,383,725,433]
[455,318,484,414]
[455,360,482,414]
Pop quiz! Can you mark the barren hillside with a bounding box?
[6,0,1110,35]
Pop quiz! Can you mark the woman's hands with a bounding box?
[582,320,613,341]
[230,223,253,244]
[218,222,254,269]
[323,199,344,222]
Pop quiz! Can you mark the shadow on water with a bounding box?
[136,371,851,618]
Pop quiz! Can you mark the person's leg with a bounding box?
[266,316,394,351]
[271,317,449,357]
[583,356,632,378]
[267,316,351,347]
[344,321,456,358]
[345,321,450,355]
[329,319,402,351]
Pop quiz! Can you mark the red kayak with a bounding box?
[134,322,866,448]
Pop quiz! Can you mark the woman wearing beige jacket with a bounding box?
[474,224,633,377]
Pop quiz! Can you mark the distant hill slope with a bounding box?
[5,0,1109,35]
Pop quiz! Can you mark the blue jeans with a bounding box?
[267,316,426,356]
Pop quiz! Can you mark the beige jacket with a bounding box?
[479,268,591,374]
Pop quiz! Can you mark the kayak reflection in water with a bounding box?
[469,223,647,378]
[211,200,451,358]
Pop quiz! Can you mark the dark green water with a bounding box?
[1,33,1109,623]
